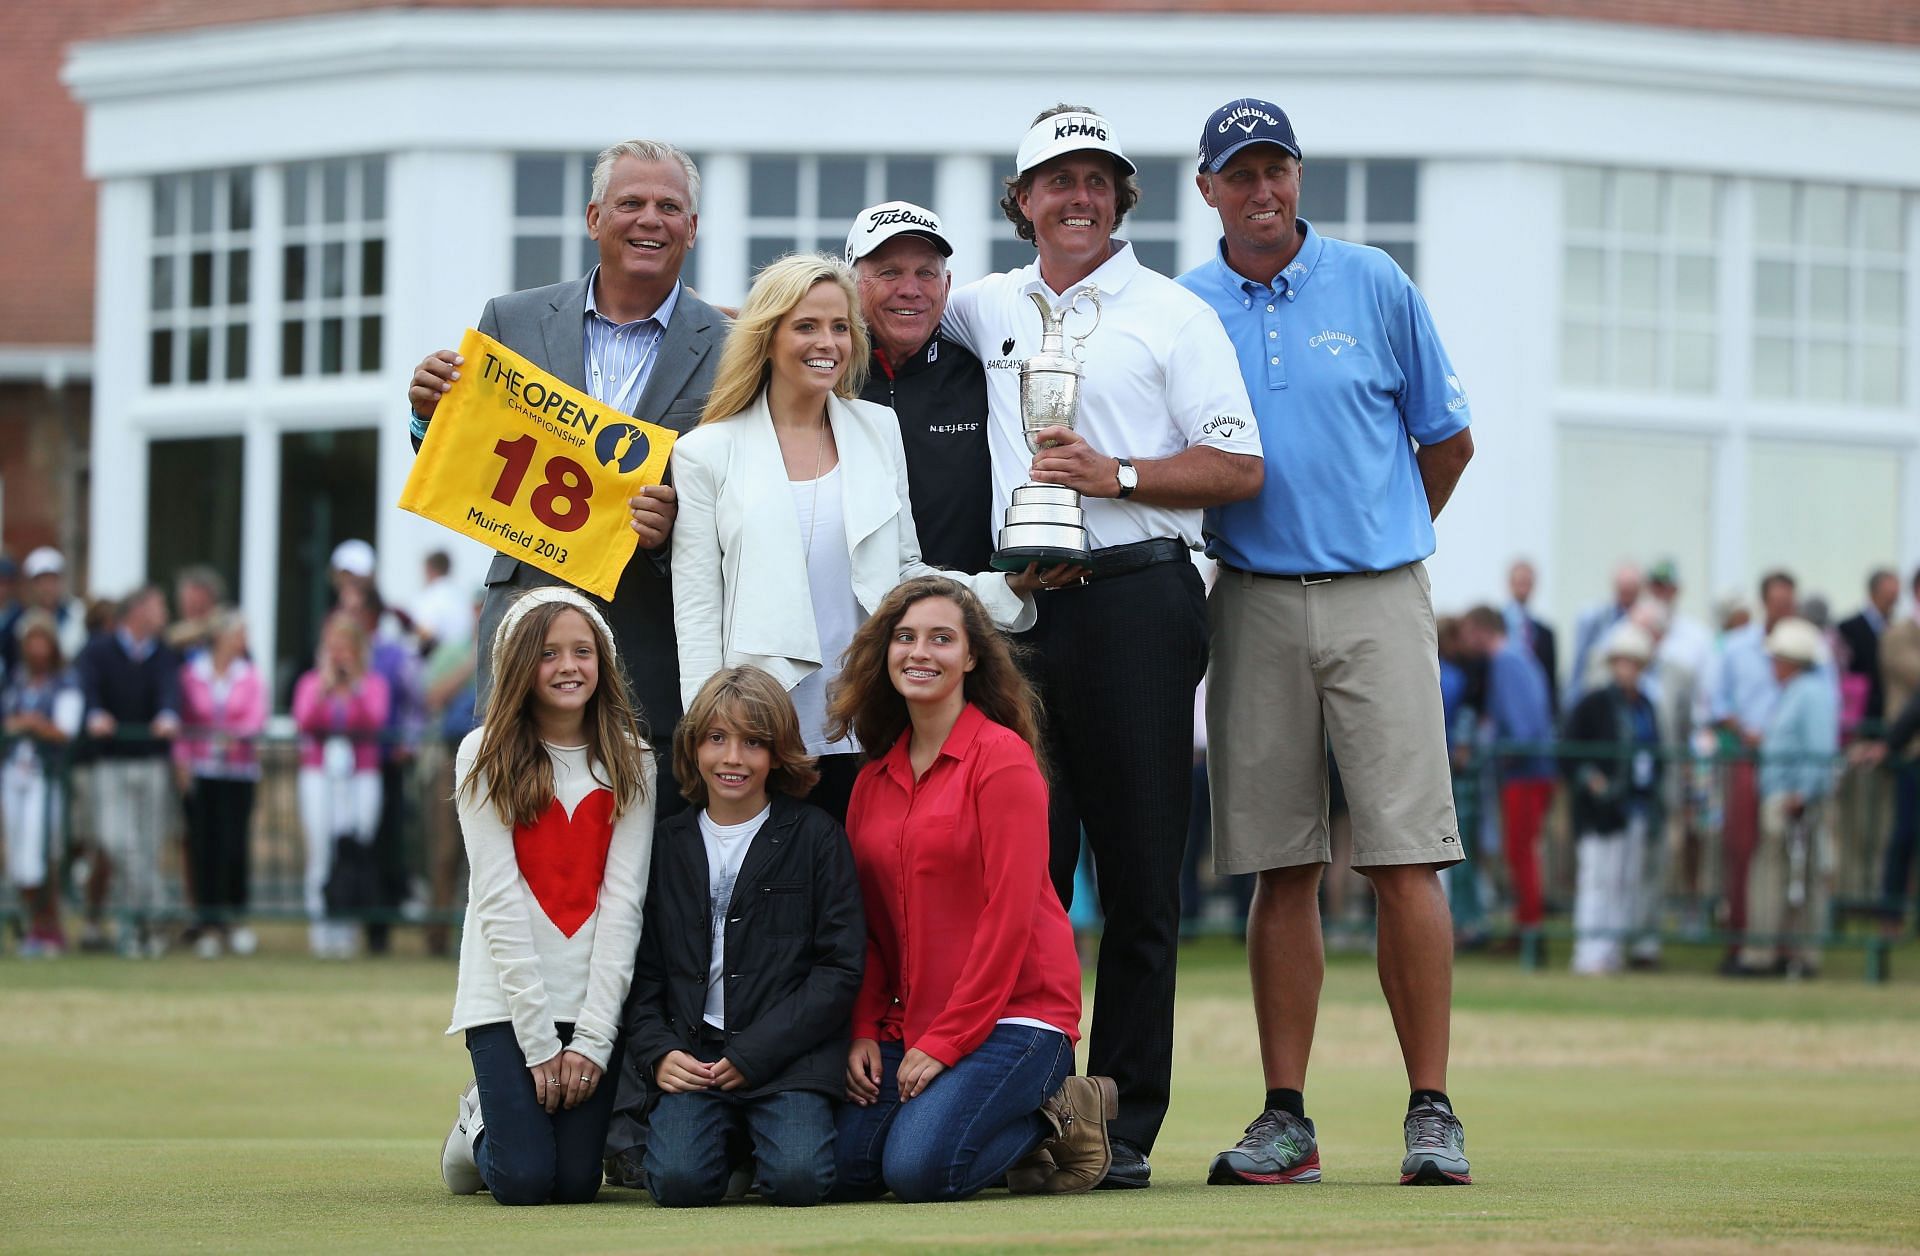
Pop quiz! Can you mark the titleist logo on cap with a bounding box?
[865,207,939,234]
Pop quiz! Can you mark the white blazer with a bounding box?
[669,390,1036,709]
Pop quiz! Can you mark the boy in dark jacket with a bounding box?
[625,666,863,1207]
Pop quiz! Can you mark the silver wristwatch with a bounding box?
[1115,457,1138,499]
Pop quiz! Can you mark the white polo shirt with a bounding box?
[945,241,1261,551]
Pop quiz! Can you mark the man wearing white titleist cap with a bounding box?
[846,202,992,573]
[942,103,1264,1188]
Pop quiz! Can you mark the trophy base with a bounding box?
[992,483,1091,571]
[991,541,1093,573]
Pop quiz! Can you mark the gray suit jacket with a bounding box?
[451,275,723,752]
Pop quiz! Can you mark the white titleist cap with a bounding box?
[22,547,64,579]
[845,201,953,264]
[1015,110,1137,178]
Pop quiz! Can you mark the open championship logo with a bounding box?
[595,422,651,474]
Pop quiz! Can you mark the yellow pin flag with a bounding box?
[399,328,678,600]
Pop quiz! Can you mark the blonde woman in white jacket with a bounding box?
[671,253,1043,820]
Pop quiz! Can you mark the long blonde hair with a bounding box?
[700,253,871,424]
[463,598,650,827]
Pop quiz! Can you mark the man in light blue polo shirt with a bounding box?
[1178,99,1477,1189]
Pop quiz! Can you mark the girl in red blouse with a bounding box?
[825,575,1115,1201]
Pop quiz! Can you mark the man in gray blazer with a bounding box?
[406,139,722,806]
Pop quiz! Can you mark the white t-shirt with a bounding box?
[944,240,1262,551]
[789,465,862,757]
[700,802,772,1029]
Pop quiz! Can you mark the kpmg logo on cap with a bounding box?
[865,207,939,235]
[1218,104,1282,136]
[1054,116,1108,142]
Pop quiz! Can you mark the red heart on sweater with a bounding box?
[513,790,615,938]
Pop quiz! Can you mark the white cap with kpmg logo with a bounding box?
[1015,109,1138,177]
[845,201,954,264]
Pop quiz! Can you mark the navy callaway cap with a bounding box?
[1198,98,1302,172]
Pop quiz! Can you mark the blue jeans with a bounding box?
[832,1024,1074,1204]
[645,1087,836,1207]
[466,1022,618,1206]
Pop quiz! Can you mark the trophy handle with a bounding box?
[1066,286,1102,357]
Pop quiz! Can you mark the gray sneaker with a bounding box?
[1400,1098,1471,1185]
[441,1082,484,1195]
[1208,1109,1321,1184]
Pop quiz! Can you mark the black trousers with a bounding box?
[1022,558,1208,1152]
[183,777,255,924]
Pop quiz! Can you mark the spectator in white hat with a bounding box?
[1734,617,1839,977]
[1561,622,1662,975]
[1,546,89,675]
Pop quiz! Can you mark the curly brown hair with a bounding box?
[999,103,1142,248]
[825,576,1047,775]
[463,597,651,827]
[673,666,821,807]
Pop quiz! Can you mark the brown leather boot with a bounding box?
[1008,1074,1117,1194]
[1005,1145,1056,1193]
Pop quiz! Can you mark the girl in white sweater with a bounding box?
[440,587,654,1205]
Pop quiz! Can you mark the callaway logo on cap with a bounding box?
[845,201,954,264]
[1196,97,1302,172]
[1015,109,1138,177]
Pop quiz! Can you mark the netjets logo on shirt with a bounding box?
[1309,330,1357,357]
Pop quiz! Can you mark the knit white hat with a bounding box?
[1602,621,1654,664]
[1764,617,1825,667]
[490,586,618,679]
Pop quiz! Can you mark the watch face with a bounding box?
[1118,462,1139,488]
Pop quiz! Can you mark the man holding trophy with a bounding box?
[943,104,1264,1188]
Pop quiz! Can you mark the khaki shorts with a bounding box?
[1207,561,1461,874]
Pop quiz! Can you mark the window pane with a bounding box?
[1752,335,1794,396]
[516,155,566,216]
[285,165,308,226]
[1614,170,1659,235]
[320,317,344,374]
[749,235,798,275]
[1563,167,1605,231]
[150,255,174,311]
[1753,261,1796,320]
[1131,158,1182,223]
[360,239,383,298]
[514,236,561,290]
[1377,240,1417,281]
[153,176,178,236]
[150,329,174,385]
[1560,319,1603,387]
[1669,174,1714,241]
[1366,160,1416,224]
[1299,159,1347,224]
[281,320,304,376]
[1132,239,1177,275]
[1862,269,1904,328]
[1806,338,1848,401]
[1672,331,1715,393]
[573,152,597,209]
[1808,265,1849,324]
[1620,251,1660,313]
[1616,326,1657,389]
[190,250,214,308]
[187,326,211,382]
[1674,254,1715,316]
[225,323,248,381]
[817,156,868,220]
[359,314,382,373]
[362,159,385,220]
[991,238,1032,275]
[228,170,253,231]
[1858,188,1903,253]
[749,156,799,217]
[1803,185,1847,242]
[190,172,215,233]
[885,157,936,209]
[227,248,249,304]
[1861,344,1903,406]
[322,242,345,299]
[283,245,306,302]
[322,160,349,223]
[1752,180,1794,247]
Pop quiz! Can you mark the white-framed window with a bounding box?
[149,168,253,386]
[1299,158,1420,281]
[280,157,387,377]
[511,151,598,292]
[1750,180,1906,406]
[987,156,1185,276]
[745,154,937,275]
[1559,167,1719,395]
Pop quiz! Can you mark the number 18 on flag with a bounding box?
[398,329,678,600]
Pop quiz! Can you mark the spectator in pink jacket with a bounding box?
[174,610,267,959]
[293,612,390,959]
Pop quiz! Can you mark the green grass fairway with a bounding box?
[4,937,1919,1253]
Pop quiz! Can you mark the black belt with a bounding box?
[1087,537,1188,582]
[1223,562,1383,584]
